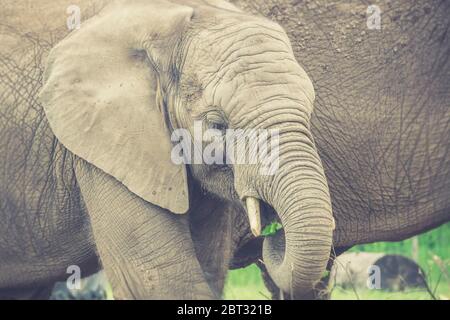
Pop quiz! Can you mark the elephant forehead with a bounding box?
[191,19,293,65]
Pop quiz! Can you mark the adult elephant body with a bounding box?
[0,0,448,299]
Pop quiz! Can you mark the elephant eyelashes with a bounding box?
[201,110,228,132]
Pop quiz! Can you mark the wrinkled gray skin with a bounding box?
[0,0,449,299]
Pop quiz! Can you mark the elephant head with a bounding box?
[39,0,334,298]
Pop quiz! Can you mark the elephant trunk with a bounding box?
[251,131,334,298]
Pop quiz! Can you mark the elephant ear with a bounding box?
[38,0,194,214]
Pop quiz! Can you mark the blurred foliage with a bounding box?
[225,223,449,300]
[330,288,447,300]
[347,222,449,296]
[224,264,271,300]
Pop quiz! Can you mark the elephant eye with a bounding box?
[205,110,228,132]
[210,121,227,132]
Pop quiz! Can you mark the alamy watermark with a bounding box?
[367,265,381,289]
[66,5,81,31]
[367,5,381,30]
[171,121,280,175]
[66,265,81,290]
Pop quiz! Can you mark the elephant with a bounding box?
[0,0,448,300]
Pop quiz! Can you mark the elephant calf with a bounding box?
[0,0,448,299]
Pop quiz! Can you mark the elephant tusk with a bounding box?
[245,197,261,237]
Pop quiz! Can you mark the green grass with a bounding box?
[330,288,447,300]
[224,264,270,300]
[224,223,450,300]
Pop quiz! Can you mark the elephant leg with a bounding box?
[0,285,54,300]
[75,161,215,299]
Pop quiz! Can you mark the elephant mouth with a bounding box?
[243,193,333,298]
[229,201,281,270]
[260,201,281,232]
[259,201,286,269]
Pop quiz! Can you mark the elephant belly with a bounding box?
[323,115,450,246]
